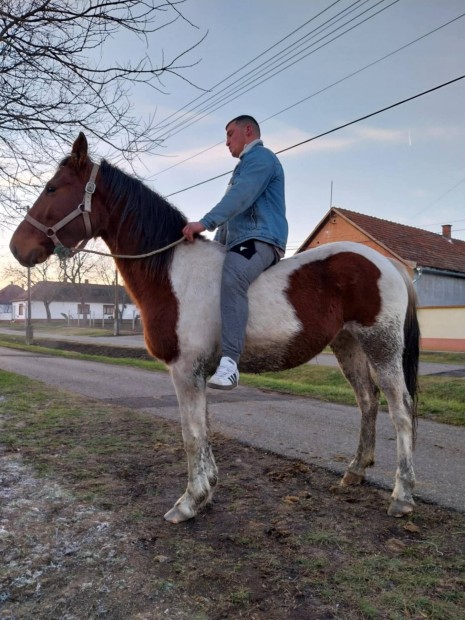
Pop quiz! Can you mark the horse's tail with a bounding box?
[390,260,420,444]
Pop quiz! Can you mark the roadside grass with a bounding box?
[0,369,464,619]
[3,322,139,337]
[241,366,465,426]
[0,335,464,426]
[420,350,465,365]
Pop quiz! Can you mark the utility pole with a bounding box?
[113,269,120,336]
[25,206,33,345]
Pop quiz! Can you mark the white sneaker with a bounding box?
[207,356,239,390]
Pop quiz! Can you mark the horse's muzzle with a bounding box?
[10,239,46,267]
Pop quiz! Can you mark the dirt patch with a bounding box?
[1,367,465,619]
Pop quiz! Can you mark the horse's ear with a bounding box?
[70,132,88,169]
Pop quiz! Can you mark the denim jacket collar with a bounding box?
[239,139,263,159]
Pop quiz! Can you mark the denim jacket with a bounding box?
[199,140,288,252]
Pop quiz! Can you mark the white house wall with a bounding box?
[11,300,139,321]
[418,306,465,352]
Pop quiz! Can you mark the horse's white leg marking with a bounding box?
[331,330,380,486]
[378,372,415,517]
[358,322,416,517]
[164,359,218,524]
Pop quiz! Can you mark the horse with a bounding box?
[10,133,419,523]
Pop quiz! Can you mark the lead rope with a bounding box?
[53,236,185,260]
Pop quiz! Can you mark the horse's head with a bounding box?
[10,132,100,267]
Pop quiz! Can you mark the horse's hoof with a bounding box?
[341,471,364,487]
[387,499,414,518]
[164,505,195,524]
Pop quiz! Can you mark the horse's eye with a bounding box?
[46,185,56,194]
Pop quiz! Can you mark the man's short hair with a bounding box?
[226,115,261,137]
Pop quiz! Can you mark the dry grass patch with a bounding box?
[0,370,464,619]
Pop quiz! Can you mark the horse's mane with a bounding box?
[99,159,188,278]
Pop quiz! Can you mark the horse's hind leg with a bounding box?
[357,328,416,517]
[373,364,415,517]
[331,330,380,486]
[164,359,218,524]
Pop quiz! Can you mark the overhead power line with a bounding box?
[165,74,465,198]
[260,12,465,128]
[409,176,465,220]
[155,0,376,137]
[422,217,465,227]
[274,75,465,156]
[157,0,400,142]
[155,11,465,178]
[153,0,346,131]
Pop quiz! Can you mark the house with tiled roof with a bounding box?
[11,281,139,325]
[0,284,25,321]
[296,207,465,351]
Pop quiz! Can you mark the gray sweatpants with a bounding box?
[220,240,278,363]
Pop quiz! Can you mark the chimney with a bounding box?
[442,224,451,239]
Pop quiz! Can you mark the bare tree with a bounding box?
[86,253,120,287]
[58,251,100,285]
[2,258,61,321]
[2,257,58,290]
[0,0,204,218]
[0,253,127,322]
[57,250,116,324]
[3,248,108,286]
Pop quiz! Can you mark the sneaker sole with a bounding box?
[207,381,238,390]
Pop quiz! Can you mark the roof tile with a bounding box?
[335,208,465,273]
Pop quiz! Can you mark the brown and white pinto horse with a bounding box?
[10,133,419,523]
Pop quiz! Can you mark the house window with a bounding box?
[18,304,24,316]
[78,303,90,316]
[103,304,114,315]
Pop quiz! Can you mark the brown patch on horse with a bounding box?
[327,252,382,324]
[118,264,180,364]
[284,252,382,366]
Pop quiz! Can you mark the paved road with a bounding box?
[1,344,464,514]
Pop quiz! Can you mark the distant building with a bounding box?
[0,284,26,321]
[11,281,139,325]
[297,207,465,351]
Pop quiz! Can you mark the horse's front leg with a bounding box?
[164,360,218,524]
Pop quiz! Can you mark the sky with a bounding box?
[2,0,465,283]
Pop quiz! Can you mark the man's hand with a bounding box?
[182,221,206,242]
